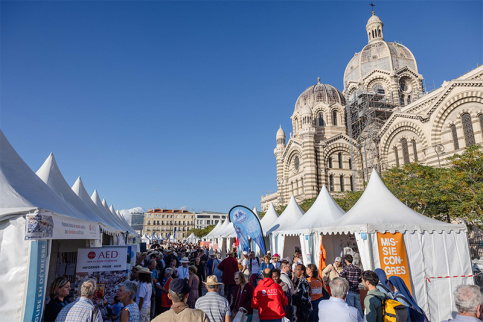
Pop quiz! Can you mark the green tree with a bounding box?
[190,224,215,238]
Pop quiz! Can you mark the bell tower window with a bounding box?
[318,113,325,126]
[332,110,338,126]
[462,113,475,147]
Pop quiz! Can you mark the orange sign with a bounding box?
[376,232,412,294]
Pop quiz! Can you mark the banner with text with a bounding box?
[76,247,128,273]
[377,232,412,293]
[25,211,100,240]
[24,240,49,322]
[229,206,266,255]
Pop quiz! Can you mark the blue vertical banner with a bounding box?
[24,240,49,322]
[229,206,266,255]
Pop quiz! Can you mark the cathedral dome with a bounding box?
[276,125,285,138]
[295,78,345,113]
[343,13,418,90]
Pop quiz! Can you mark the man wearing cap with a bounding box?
[177,257,190,280]
[152,278,209,322]
[322,257,344,284]
[217,250,238,302]
[195,275,231,322]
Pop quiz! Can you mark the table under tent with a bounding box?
[0,130,135,321]
[316,170,472,321]
[267,196,305,259]
[276,185,346,266]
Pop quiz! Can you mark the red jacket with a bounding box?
[251,277,288,320]
[217,257,238,285]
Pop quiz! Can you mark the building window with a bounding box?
[412,139,418,161]
[401,138,410,164]
[338,153,343,168]
[318,113,325,126]
[394,146,400,167]
[332,110,338,126]
[451,124,459,150]
[348,158,352,170]
[350,176,354,191]
[340,175,344,192]
[462,113,476,147]
[329,175,334,192]
[328,157,333,168]
[479,114,483,138]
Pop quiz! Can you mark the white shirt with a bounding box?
[242,258,248,271]
[177,265,189,279]
[138,282,152,309]
[318,297,363,322]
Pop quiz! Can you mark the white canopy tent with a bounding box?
[0,130,103,321]
[320,170,471,321]
[186,233,199,243]
[260,203,279,237]
[268,195,305,258]
[205,219,223,239]
[277,185,346,265]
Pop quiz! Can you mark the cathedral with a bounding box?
[261,11,483,211]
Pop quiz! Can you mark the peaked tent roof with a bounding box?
[212,216,230,238]
[205,219,223,238]
[222,222,236,238]
[0,130,85,219]
[71,177,124,233]
[252,207,260,220]
[35,153,117,229]
[321,170,466,234]
[260,202,279,236]
[267,196,304,235]
[105,200,136,235]
[279,185,345,235]
[91,190,132,234]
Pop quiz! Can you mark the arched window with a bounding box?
[340,175,344,192]
[400,95,405,107]
[332,110,338,126]
[407,95,411,105]
[318,113,325,126]
[348,158,352,170]
[412,140,418,161]
[394,146,400,167]
[328,157,333,168]
[462,113,476,147]
[378,29,381,37]
[401,138,410,164]
[338,152,343,168]
[451,124,459,150]
[329,175,334,192]
[350,176,354,191]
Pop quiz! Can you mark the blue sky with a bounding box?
[1,1,481,214]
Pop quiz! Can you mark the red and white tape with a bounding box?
[426,272,481,283]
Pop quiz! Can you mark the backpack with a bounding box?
[393,295,429,322]
[370,294,409,322]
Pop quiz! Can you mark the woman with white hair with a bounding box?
[158,267,174,314]
[117,280,140,322]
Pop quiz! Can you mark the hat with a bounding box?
[133,265,144,271]
[209,250,216,256]
[203,275,223,286]
[138,267,151,274]
[169,278,190,294]
[242,251,248,256]
[335,257,342,262]
[180,257,190,264]
[272,253,280,258]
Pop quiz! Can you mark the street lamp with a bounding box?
[434,144,445,168]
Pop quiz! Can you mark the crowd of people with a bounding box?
[44,243,483,322]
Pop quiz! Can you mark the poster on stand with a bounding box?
[25,211,100,240]
[75,247,129,320]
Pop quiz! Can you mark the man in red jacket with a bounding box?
[217,250,238,303]
[252,268,288,322]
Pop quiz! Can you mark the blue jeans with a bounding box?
[310,297,323,321]
[346,291,363,317]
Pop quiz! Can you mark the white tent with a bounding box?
[205,219,223,239]
[186,233,198,243]
[212,216,230,238]
[0,130,101,321]
[320,170,471,321]
[260,202,279,236]
[267,195,304,257]
[277,185,346,264]
[36,153,120,235]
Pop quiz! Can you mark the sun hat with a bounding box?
[335,257,342,262]
[273,253,280,258]
[138,267,151,274]
[242,251,248,256]
[203,275,224,286]
[133,265,144,271]
[180,257,190,264]
[209,250,216,256]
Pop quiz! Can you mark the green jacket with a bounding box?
[364,288,385,322]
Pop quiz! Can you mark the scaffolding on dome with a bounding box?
[345,90,397,186]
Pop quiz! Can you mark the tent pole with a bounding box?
[366,230,375,270]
